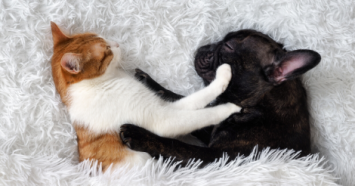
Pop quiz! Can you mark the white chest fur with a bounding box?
[67,72,166,134]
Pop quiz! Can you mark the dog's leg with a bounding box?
[120,124,225,166]
[191,126,214,145]
[172,64,233,110]
[135,68,184,102]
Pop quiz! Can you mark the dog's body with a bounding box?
[120,30,321,165]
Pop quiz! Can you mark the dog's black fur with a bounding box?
[120,30,321,166]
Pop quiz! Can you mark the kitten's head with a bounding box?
[50,22,121,103]
[51,21,121,79]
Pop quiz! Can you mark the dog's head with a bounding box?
[195,30,321,107]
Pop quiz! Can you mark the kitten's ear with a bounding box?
[51,22,69,46]
[60,53,83,74]
[265,50,321,85]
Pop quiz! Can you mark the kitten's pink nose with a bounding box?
[113,42,119,48]
[107,40,119,48]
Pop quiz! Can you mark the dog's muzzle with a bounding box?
[194,43,221,84]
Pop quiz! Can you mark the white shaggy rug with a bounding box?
[0,0,354,185]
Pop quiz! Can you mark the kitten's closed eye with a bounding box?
[107,46,111,50]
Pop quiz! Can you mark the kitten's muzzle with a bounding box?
[112,42,119,48]
[107,40,120,48]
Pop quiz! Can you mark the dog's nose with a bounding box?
[207,53,213,60]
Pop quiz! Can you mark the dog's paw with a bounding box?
[134,68,150,83]
[120,124,149,151]
[215,64,232,92]
[120,124,163,156]
[134,69,166,97]
[156,90,165,97]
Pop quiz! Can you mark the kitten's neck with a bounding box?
[89,67,130,84]
[60,67,130,106]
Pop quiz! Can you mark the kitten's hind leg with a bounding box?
[135,68,184,101]
[172,64,232,110]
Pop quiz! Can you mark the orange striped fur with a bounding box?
[74,124,129,172]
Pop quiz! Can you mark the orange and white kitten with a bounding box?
[50,22,241,171]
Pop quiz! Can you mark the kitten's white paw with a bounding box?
[215,64,232,92]
[225,102,242,113]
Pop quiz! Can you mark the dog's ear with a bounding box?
[265,50,321,85]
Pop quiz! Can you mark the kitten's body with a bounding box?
[69,69,236,137]
[50,22,241,171]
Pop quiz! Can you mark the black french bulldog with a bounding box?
[120,29,321,166]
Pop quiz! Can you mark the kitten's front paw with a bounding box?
[215,64,232,92]
[225,102,242,114]
[120,124,157,152]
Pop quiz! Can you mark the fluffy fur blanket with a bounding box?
[1,0,354,185]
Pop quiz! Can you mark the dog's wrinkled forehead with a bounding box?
[223,30,281,47]
[222,30,285,66]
